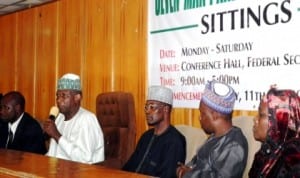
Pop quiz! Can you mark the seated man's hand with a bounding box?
[43,119,61,142]
[176,162,192,178]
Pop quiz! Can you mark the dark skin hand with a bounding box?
[43,119,61,143]
[176,162,192,178]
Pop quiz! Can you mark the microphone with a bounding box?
[49,106,59,121]
[44,106,59,140]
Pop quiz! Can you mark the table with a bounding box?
[0,149,152,178]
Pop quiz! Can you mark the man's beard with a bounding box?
[147,116,163,126]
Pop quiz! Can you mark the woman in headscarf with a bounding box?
[249,86,300,178]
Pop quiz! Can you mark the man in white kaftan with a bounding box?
[46,107,104,164]
[44,73,104,164]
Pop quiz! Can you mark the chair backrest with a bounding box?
[175,125,207,163]
[232,116,261,178]
[96,91,136,169]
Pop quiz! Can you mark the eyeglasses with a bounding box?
[144,104,165,112]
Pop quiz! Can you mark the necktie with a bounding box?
[6,128,13,148]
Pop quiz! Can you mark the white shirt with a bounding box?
[7,112,24,142]
[46,107,104,164]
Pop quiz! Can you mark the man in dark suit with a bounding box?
[0,91,46,154]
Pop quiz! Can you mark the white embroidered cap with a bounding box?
[57,73,81,91]
[147,85,173,105]
[201,80,236,114]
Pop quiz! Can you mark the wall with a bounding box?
[0,0,257,141]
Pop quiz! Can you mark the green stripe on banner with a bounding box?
[298,7,300,11]
[150,24,199,34]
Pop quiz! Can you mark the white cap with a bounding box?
[57,73,81,91]
[147,85,173,105]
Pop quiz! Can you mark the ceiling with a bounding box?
[0,0,56,16]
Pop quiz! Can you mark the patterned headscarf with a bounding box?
[263,87,300,144]
[251,86,300,177]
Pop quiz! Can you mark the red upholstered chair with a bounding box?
[96,92,136,169]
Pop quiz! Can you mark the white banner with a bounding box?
[148,0,300,110]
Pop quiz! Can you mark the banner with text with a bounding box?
[148,0,300,110]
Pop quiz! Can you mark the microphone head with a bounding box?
[49,106,59,120]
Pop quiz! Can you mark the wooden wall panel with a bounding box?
[84,0,114,112]
[57,0,85,76]
[135,1,149,135]
[0,15,17,92]
[35,3,58,120]
[15,10,37,115]
[110,0,149,138]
